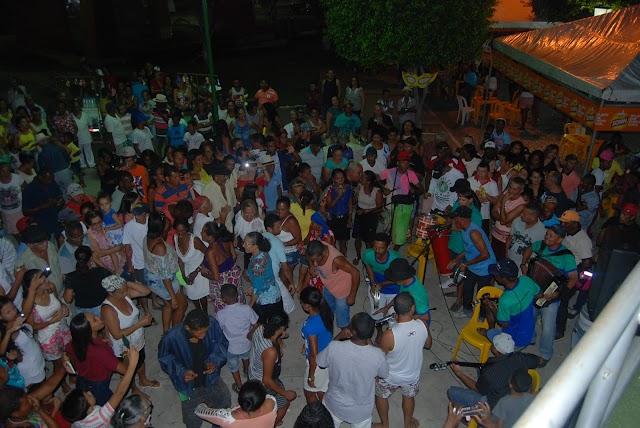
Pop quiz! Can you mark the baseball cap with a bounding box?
[402,86,411,93]
[397,151,412,162]
[543,195,558,205]
[622,203,639,217]
[131,203,150,215]
[558,210,580,223]
[488,331,515,354]
[489,259,519,280]
[599,149,614,161]
[483,140,496,149]
[120,146,137,158]
[16,217,35,234]
[301,123,313,132]
[67,183,84,198]
[546,223,567,238]
[450,178,470,193]
[365,147,378,157]
[449,205,472,219]
[57,208,81,223]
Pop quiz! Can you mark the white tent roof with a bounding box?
[494,5,640,103]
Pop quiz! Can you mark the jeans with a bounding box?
[462,270,492,310]
[447,386,487,407]
[54,168,73,201]
[181,377,231,428]
[556,288,576,335]
[323,287,350,328]
[76,306,102,318]
[534,300,560,360]
[77,377,112,406]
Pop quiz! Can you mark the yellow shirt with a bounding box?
[67,142,81,164]
[290,203,315,240]
[591,158,624,186]
[195,169,212,184]
[18,130,36,152]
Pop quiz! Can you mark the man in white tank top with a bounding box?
[374,292,431,428]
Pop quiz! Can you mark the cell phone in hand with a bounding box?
[64,359,77,375]
[122,335,130,348]
[42,267,52,278]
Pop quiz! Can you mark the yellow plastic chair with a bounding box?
[488,103,509,123]
[452,286,504,363]
[405,238,437,280]
[468,369,541,428]
[564,122,585,135]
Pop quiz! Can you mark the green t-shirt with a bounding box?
[497,276,540,322]
[362,249,402,294]
[531,241,577,276]
[400,277,430,315]
[448,202,483,254]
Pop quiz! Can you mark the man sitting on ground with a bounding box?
[473,369,536,428]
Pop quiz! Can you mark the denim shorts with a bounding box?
[285,249,301,266]
[323,287,350,328]
[227,350,250,373]
[145,270,181,301]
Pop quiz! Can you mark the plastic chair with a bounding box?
[467,370,542,428]
[564,122,585,135]
[456,96,475,126]
[405,238,438,280]
[488,102,509,123]
[452,286,504,363]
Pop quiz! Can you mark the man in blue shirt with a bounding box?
[333,102,361,135]
[482,259,540,349]
[167,113,187,148]
[158,309,231,428]
[36,133,72,201]
[492,118,512,149]
[22,168,64,236]
[447,206,496,318]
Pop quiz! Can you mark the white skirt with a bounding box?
[184,272,210,300]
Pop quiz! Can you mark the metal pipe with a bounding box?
[515,262,640,428]
[574,314,637,428]
[201,0,219,121]
[583,97,606,176]
[602,337,640,421]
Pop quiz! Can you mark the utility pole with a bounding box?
[202,0,218,121]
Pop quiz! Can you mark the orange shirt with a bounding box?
[121,164,149,203]
[255,88,279,105]
[316,242,352,299]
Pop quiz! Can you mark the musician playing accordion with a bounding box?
[521,224,578,367]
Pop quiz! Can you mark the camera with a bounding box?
[42,267,52,278]
[244,162,258,168]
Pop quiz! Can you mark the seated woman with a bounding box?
[63,246,110,317]
[65,313,128,406]
[196,380,277,428]
[247,313,296,426]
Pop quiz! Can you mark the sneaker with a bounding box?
[441,277,455,289]
[449,302,462,312]
[453,309,473,319]
[568,308,579,319]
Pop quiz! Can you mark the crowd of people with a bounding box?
[0,63,638,428]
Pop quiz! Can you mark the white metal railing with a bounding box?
[515,262,640,428]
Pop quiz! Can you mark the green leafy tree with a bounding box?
[323,0,497,127]
[322,0,497,69]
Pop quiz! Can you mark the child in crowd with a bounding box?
[167,113,187,148]
[184,120,205,151]
[215,283,259,394]
[97,192,124,246]
[64,131,84,187]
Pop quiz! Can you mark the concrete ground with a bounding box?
[72,166,577,428]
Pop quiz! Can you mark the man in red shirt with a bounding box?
[65,183,96,214]
[254,79,279,107]
[561,154,581,199]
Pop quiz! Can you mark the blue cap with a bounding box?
[488,259,519,279]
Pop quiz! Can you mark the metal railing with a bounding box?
[516,262,640,427]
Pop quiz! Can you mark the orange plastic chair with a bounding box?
[488,102,508,123]
[452,286,504,363]
[504,97,520,124]
[468,369,541,428]
[564,122,585,135]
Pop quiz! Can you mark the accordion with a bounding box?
[527,257,568,308]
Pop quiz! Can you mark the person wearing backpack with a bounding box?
[521,224,578,367]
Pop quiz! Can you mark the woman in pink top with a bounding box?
[195,380,276,428]
[306,240,360,329]
[490,177,526,259]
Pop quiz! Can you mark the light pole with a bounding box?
[201,0,218,121]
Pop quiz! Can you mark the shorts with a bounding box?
[323,287,350,328]
[145,270,181,301]
[375,376,420,399]
[304,360,329,393]
[119,346,146,371]
[253,299,285,325]
[368,292,397,321]
[328,214,350,241]
[134,268,145,284]
[266,378,289,409]
[285,249,301,266]
[392,204,413,246]
[227,350,250,373]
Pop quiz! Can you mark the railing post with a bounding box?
[603,337,640,422]
[575,315,638,427]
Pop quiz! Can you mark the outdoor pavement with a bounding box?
[75,163,577,428]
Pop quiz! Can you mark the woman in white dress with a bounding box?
[173,218,210,313]
[234,199,265,271]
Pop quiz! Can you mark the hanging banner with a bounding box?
[493,52,640,132]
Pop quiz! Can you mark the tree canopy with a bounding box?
[322,0,497,69]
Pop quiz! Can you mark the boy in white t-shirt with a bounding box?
[184,120,205,151]
[215,283,259,393]
[131,119,154,155]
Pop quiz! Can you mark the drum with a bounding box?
[416,214,441,240]
[430,228,453,275]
